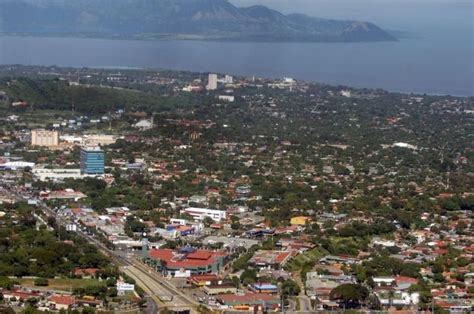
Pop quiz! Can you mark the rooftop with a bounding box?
[148,248,226,269]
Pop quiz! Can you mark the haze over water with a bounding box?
[0,0,472,96]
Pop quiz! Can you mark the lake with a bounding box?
[0,35,472,96]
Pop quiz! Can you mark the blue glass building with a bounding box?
[80,147,104,174]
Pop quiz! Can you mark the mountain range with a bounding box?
[0,0,397,42]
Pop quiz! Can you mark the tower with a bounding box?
[207,73,218,90]
[151,112,156,127]
[80,147,105,175]
[31,129,59,148]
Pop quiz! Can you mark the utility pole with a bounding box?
[281,291,284,314]
[446,167,450,190]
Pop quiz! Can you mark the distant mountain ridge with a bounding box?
[0,0,397,42]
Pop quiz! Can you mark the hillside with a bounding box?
[0,0,396,42]
[0,77,183,114]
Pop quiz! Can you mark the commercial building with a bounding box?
[248,250,294,269]
[39,189,86,201]
[305,272,355,299]
[202,236,259,251]
[218,95,235,102]
[181,207,226,222]
[80,147,104,174]
[223,75,233,84]
[188,274,223,287]
[203,285,237,295]
[0,161,35,170]
[290,216,312,226]
[83,134,116,146]
[134,119,153,131]
[145,247,227,276]
[33,168,84,181]
[216,293,280,311]
[207,73,218,90]
[250,283,279,294]
[31,129,59,148]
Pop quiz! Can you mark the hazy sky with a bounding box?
[230,0,473,34]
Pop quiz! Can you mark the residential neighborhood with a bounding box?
[0,65,472,314]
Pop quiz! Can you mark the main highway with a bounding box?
[3,184,199,314]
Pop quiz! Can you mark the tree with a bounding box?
[367,294,382,310]
[232,251,253,271]
[106,278,117,287]
[456,257,471,267]
[21,307,41,314]
[455,220,466,234]
[82,307,96,314]
[124,216,146,236]
[107,287,118,298]
[202,216,214,227]
[241,269,257,285]
[33,277,48,286]
[418,290,433,310]
[281,279,301,296]
[230,276,240,288]
[388,290,395,308]
[353,264,367,283]
[179,213,194,221]
[0,277,17,290]
[330,284,369,309]
[47,216,57,228]
[230,221,241,230]
[433,273,445,283]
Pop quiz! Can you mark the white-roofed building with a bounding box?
[181,207,226,222]
[0,161,35,170]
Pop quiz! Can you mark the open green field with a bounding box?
[285,248,327,272]
[18,278,104,291]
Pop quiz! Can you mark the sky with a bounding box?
[230,0,473,34]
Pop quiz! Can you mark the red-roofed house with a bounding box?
[395,276,418,285]
[74,268,99,278]
[48,295,76,310]
[1,289,42,301]
[188,274,223,286]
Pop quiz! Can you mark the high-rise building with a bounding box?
[80,147,104,174]
[224,75,233,84]
[207,73,218,90]
[31,129,59,148]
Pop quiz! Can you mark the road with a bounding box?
[122,265,193,310]
[4,185,199,314]
[297,295,313,313]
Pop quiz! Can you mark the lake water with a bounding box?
[1,0,473,96]
[0,34,472,96]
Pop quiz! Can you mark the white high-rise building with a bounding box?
[224,75,233,84]
[207,73,218,90]
[31,129,59,148]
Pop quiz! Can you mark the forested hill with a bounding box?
[0,0,396,42]
[0,77,186,114]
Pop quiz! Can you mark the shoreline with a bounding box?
[1,63,471,98]
[0,32,398,44]
[0,35,471,98]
